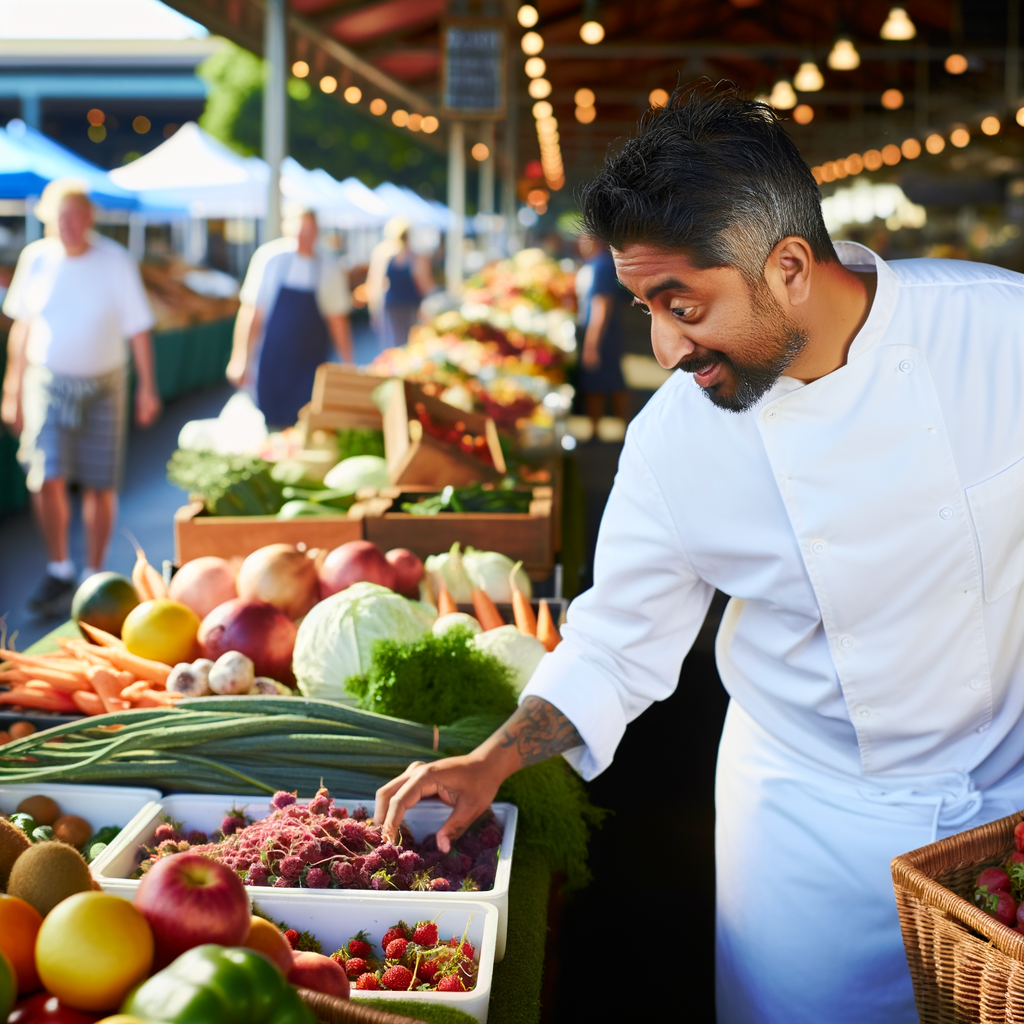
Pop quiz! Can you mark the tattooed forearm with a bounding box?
[496,696,582,767]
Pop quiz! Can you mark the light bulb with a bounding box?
[532,100,553,119]
[517,5,538,28]
[901,138,921,158]
[291,61,309,78]
[407,113,422,131]
[525,57,546,78]
[828,38,861,71]
[391,109,409,127]
[529,78,552,99]
[981,115,1000,135]
[472,142,490,161]
[580,20,605,44]
[950,127,970,148]
[421,115,439,133]
[863,149,883,171]
[881,144,901,165]
[319,75,337,94]
[1017,107,1024,127]
[793,62,824,92]
[576,105,596,123]
[881,88,904,110]
[945,53,968,74]
[343,86,361,104]
[369,98,387,115]
[769,80,797,110]
[521,32,544,55]
[880,7,916,41]
[649,88,669,107]
[574,87,595,107]
[925,133,945,154]
[792,104,814,125]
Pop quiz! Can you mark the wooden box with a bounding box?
[384,380,505,487]
[174,502,363,563]
[297,363,386,435]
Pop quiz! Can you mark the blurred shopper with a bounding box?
[366,218,433,350]
[228,204,352,427]
[577,235,629,432]
[0,179,160,616]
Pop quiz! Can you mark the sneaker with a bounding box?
[26,573,76,618]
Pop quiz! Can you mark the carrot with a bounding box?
[71,690,105,716]
[73,644,169,686]
[0,670,30,684]
[129,689,181,708]
[88,668,132,713]
[77,622,127,649]
[0,686,78,713]
[472,588,505,631]
[509,562,537,636]
[120,680,151,701]
[437,584,458,618]
[20,670,91,692]
[127,534,167,602]
[537,599,561,652]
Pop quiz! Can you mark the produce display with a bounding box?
[400,482,534,516]
[3,793,119,865]
[973,820,1024,928]
[134,785,503,893]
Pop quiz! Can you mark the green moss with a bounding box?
[357,999,479,1024]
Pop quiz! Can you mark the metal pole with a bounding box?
[263,0,287,241]
[446,120,465,295]
[1007,0,1021,110]
[479,121,495,257]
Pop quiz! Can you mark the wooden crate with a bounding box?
[298,363,386,434]
[174,502,363,563]
[384,380,505,487]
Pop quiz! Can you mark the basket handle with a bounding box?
[298,988,427,1024]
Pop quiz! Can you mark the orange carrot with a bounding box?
[71,690,105,716]
[119,680,151,701]
[72,643,169,686]
[0,686,78,713]
[537,599,561,652]
[472,588,505,631]
[510,562,537,636]
[437,584,457,618]
[0,670,30,684]
[20,670,91,692]
[77,622,127,649]
[89,668,132,713]
[129,689,181,708]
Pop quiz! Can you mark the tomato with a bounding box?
[7,992,104,1022]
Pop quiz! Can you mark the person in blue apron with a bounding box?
[378,225,434,350]
[228,205,353,427]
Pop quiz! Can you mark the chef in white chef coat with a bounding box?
[375,83,1024,1021]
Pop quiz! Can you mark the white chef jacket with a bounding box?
[522,241,1024,1022]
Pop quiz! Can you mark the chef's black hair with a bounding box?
[579,80,838,282]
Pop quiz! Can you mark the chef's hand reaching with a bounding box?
[375,696,583,852]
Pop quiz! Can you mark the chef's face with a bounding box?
[613,243,807,412]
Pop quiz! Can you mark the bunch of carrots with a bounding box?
[0,622,179,717]
[436,561,562,651]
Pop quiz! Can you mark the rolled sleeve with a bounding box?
[520,429,714,778]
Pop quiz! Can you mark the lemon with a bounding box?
[121,599,201,665]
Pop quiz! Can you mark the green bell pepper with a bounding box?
[122,945,315,1024]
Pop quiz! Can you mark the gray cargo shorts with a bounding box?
[18,364,128,492]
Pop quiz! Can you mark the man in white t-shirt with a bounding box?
[0,180,160,616]
[227,205,352,426]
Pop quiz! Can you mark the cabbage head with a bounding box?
[323,454,389,494]
[473,625,546,694]
[293,582,435,701]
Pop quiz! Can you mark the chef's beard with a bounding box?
[675,282,809,413]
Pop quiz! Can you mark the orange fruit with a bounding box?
[35,892,153,1011]
[121,599,200,665]
[244,915,294,975]
[0,894,42,993]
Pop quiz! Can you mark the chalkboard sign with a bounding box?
[442,20,506,118]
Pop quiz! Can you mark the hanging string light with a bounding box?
[981,115,1000,135]
[945,53,968,74]
[516,5,539,28]
[769,80,797,110]
[525,57,546,78]
[792,104,814,124]
[529,78,552,99]
[881,88,904,109]
[649,88,670,107]
[522,31,544,55]
[793,62,824,91]
[580,20,605,43]
[880,8,916,41]
[828,37,861,71]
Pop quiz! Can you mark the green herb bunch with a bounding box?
[336,427,385,462]
[167,449,284,516]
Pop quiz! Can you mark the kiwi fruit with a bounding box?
[16,795,60,827]
[0,817,31,891]
[53,815,91,849]
[7,841,93,916]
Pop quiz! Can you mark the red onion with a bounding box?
[168,556,238,620]
[319,540,396,599]
[385,548,424,599]
[199,598,297,686]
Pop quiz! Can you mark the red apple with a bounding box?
[385,548,424,599]
[288,951,349,1000]
[319,541,396,599]
[135,853,250,968]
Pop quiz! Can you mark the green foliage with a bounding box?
[336,427,385,462]
[167,448,284,516]
[197,39,447,192]
[348,627,518,726]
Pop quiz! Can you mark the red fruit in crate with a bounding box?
[978,888,1017,927]
[381,925,409,948]
[1015,820,1024,853]
[381,965,413,991]
[288,951,350,1000]
[413,921,438,947]
[385,549,424,600]
[319,541,396,598]
[343,957,367,977]
[134,853,251,968]
[346,934,372,959]
[437,975,466,992]
[385,938,408,960]
[355,973,381,990]
[977,867,1011,894]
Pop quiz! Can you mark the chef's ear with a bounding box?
[764,236,813,307]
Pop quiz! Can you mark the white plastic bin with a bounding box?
[248,891,497,1022]
[0,783,161,839]
[92,793,517,959]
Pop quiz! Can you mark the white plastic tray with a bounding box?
[0,782,161,836]
[92,793,517,959]
[246,891,497,1022]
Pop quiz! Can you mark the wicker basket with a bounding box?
[298,989,426,1023]
[891,807,1024,1022]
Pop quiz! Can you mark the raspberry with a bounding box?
[284,929,300,949]
[385,938,408,960]
[332,861,356,885]
[220,815,247,836]
[185,830,208,845]
[245,864,269,886]
[271,791,297,810]
[437,975,465,992]
[398,850,422,872]
[278,856,303,879]
[413,922,438,946]
[429,878,451,891]
[308,788,331,816]
[304,867,330,888]
[352,805,369,820]
[355,973,381,990]
[382,925,409,948]
[344,957,368,976]
[376,843,399,865]
[153,823,180,843]
[381,965,413,991]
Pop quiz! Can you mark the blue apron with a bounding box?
[255,284,329,427]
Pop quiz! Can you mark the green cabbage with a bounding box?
[463,548,532,602]
[292,582,436,701]
[322,454,389,494]
[473,625,547,694]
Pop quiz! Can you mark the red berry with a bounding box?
[1015,820,1024,853]
[382,925,408,948]
[460,942,475,961]
[344,957,368,976]
[418,959,441,981]
[386,938,408,960]
[381,965,414,990]
[413,921,439,946]
[977,868,1011,894]
[437,975,466,992]
[356,973,382,990]
[347,938,371,958]
[979,888,1017,927]
[284,929,300,949]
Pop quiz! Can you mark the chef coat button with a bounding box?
[856,705,871,719]
[939,506,954,520]
[839,635,854,649]
[970,678,984,690]
[899,360,913,372]
[811,540,827,554]
[765,409,779,422]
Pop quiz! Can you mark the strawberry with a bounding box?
[460,942,475,961]
[381,965,414,991]
[346,932,372,958]
[344,957,368,977]
[355,973,382,990]
[382,924,409,948]
[417,958,441,982]
[385,938,408,960]
[284,929,300,949]
[437,975,466,992]
[413,921,439,946]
